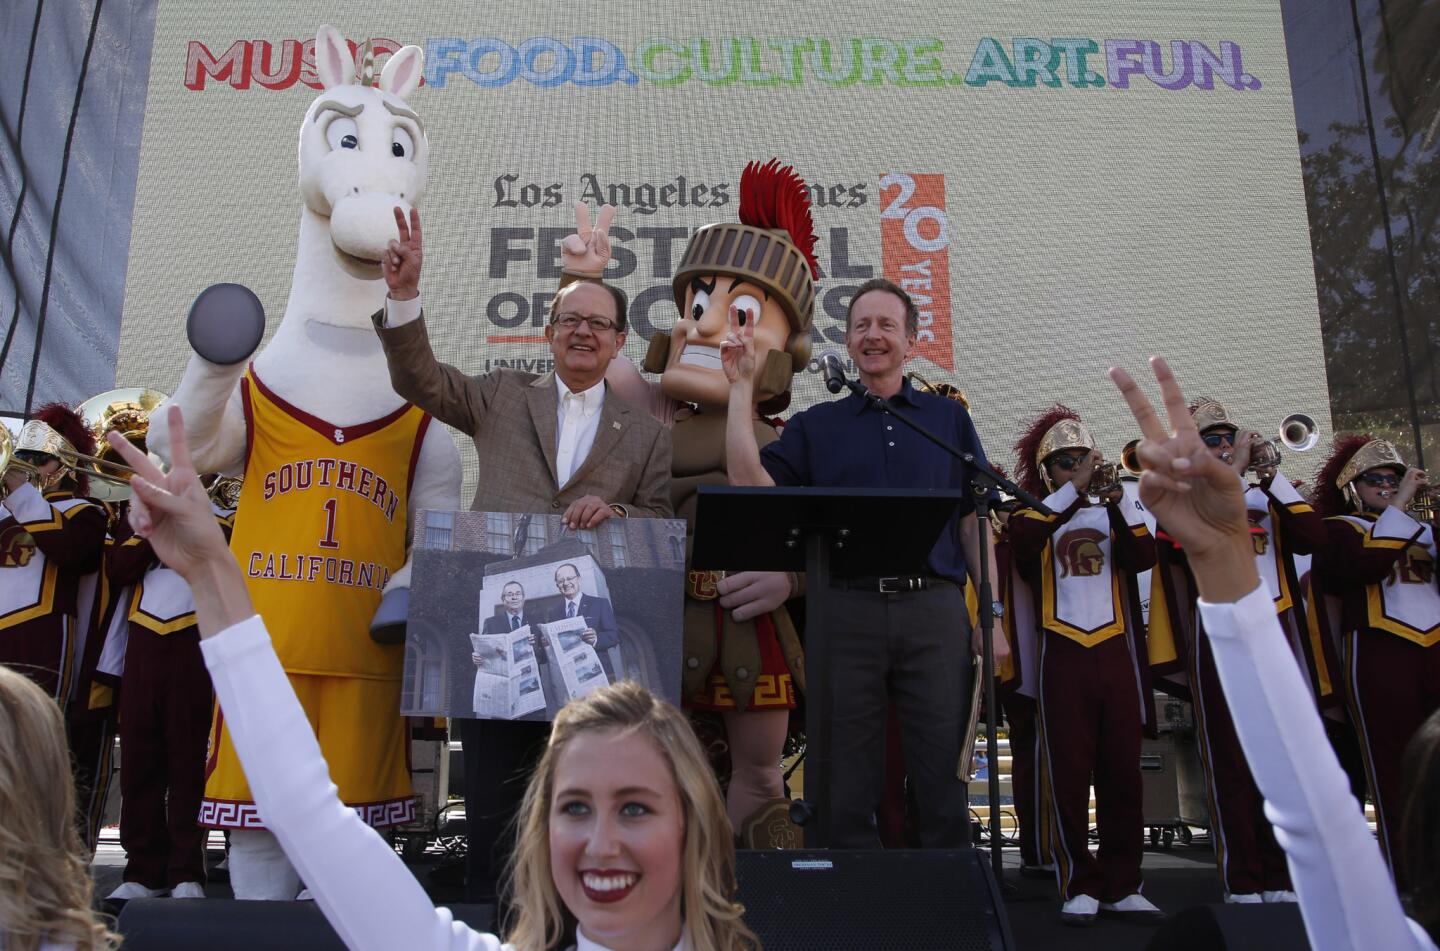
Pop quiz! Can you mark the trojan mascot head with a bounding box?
[645,159,819,415]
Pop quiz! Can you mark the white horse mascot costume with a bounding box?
[149,26,462,899]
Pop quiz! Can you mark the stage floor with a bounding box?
[91,828,1247,949]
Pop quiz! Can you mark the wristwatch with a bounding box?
[990,600,1005,619]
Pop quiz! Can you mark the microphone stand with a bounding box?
[834,374,1049,883]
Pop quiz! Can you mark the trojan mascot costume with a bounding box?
[585,159,815,846]
[148,26,462,898]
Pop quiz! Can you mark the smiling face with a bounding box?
[662,274,792,410]
[554,565,582,599]
[549,727,685,950]
[846,288,915,385]
[546,284,626,392]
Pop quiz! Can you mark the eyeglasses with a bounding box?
[1049,453,1088,471]
[1202,432,1236,448]
[552,312,619,333]
[1359,472,1400,488]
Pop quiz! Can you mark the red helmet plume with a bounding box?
[738,159,819,279]
[32,402,94,495]
[1310,434,1372,517]
[1013,405,1081,499]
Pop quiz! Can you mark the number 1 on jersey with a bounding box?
[319,497,340,550]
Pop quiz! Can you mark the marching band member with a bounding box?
[1310,436,1438,885]
[0,405,111,849]
[102,481,237,902]
[1007,407,1161,925]
[1146,397,1307,904]
[1148,398,1297,903]
[0,406,106,699]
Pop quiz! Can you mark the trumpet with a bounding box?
[1087,441,1143,497]
[1407,484,1437,523]
[1246,413,1319,473]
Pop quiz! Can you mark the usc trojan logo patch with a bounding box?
[1247,508,1270,556]
[1057,528,1106,578]
[0,524,36,568]
[1392,544,1435,586]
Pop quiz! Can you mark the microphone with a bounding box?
[819,351,847,395]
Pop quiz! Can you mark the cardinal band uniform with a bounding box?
[201,368,432,829]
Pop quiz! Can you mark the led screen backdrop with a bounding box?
[115,2,1332,484]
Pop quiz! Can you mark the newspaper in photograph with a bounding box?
[469,626,547,719]
[541,616,612,701]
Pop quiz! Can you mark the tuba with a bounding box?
[906,370,969,408]
[76,387,168,502]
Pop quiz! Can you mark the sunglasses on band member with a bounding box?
[1049,453,1089,471]
[1202,432,1236,448]
[1358,472,1400,488]
[552,312,619,333]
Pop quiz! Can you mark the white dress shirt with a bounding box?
[200,615,688,951]
[554,375,605,486]
[385,294,607,488]
[1197,585,1437,951]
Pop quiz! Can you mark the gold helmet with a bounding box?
[1336,439,1407,490]
[1189,397,1237,433]
[1036,418,1096,471]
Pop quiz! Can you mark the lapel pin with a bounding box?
[612,421,621,430]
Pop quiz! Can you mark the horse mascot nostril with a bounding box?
[147,24,462,899]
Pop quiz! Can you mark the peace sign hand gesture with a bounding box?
[1109,358,1259,602]
[560,202,617,277]
[720,305,757,387]
[384,207,424,301]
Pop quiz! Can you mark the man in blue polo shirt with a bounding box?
[723,276,1009,848]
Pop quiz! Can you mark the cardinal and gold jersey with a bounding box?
[231,367,431,679]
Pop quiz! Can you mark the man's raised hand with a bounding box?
[560,202,616,277]
[384,207,423,301]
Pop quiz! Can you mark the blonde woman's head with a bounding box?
[0,666,118,950]
[505,681,757,951]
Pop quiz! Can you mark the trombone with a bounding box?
[0,425,45,497]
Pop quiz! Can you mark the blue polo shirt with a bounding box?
[759,377,990,586]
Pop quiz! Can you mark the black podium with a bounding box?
[692,485,965,849]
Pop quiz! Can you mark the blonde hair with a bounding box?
[0,666,119,950]
[504,682,758,951]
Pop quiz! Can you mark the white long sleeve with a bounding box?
[1197,587,1436,951]
[200,617,509,951]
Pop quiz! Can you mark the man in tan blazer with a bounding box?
[375,207,673,904]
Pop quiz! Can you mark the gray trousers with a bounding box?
[825,581,975,848]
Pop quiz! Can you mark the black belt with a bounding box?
[835,574,953,594]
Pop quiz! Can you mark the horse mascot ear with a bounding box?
[380,45,423,98]
[314,24,356,90]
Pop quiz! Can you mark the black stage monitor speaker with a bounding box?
[737,849,1014,950]
[116,898,496,950]
[1144,903,1311,951]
